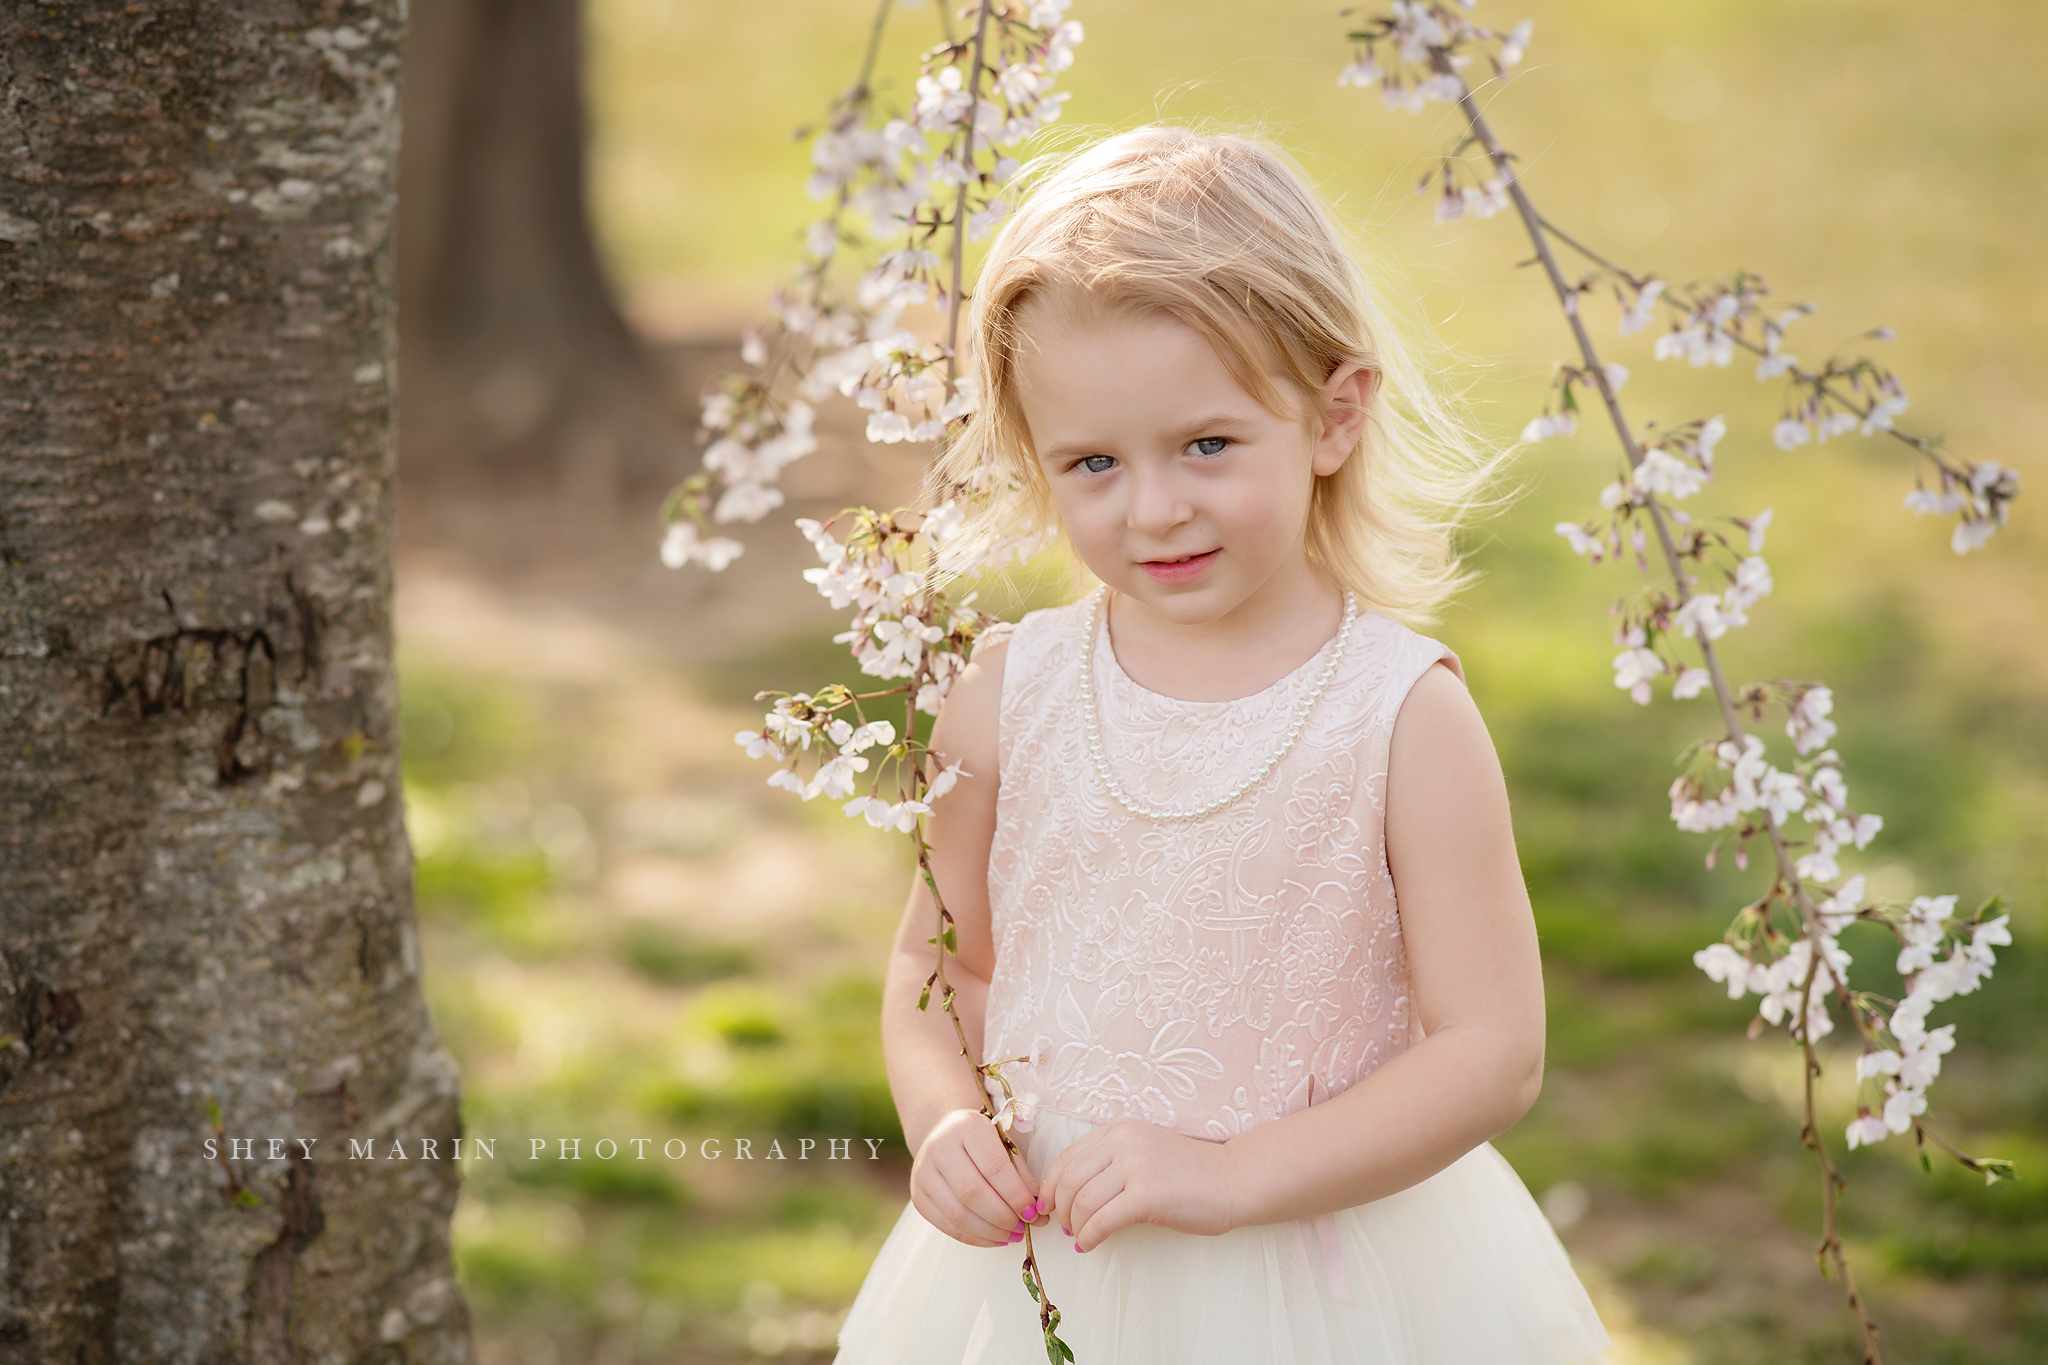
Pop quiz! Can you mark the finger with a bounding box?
[1005,1144,1052,1225]
[946,1143,1034,1243]
[1048,1138,1116,1237]
[975,1126,1043,1222]
[922,1153,1021,1246]
[929,1176,1018,1247]
[1065,1160,1123,1249]
[1073,1186,1140,1253]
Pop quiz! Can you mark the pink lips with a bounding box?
[1140,548,1218,583]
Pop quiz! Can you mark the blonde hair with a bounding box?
[930,125,1506,627]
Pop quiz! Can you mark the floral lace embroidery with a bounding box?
[983,599,1461,1142]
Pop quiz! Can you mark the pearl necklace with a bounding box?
[1080,586,1357,822]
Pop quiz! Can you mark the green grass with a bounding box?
[423,1,2048,1357]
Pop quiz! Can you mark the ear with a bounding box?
[1312,363,1374,477]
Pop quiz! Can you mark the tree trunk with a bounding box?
[0,4,474,1362]
[397,0,684,505]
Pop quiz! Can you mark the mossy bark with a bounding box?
[0,2,474,1361]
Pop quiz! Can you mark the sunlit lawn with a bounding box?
[411,0,2045,1359]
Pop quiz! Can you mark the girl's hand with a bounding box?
[910,1107,1045,1248]
[1035,1118,1237,1251]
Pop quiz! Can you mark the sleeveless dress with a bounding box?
[833,597,1611,1365]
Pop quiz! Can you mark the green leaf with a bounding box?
[1022,1265,1040,1301]
[1920,1148,1933,1175]
[942,927,957,953]
[1978,1157,2018,1186]
[917,984,931,1011]
[233,1188,262,1209]
[206,1095,222,1129]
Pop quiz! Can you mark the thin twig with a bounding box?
[1441,57,1886,1363]
[1532,212,1957,474]
[944,1,996,382]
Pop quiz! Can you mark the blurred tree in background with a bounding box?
[398,0,686,507]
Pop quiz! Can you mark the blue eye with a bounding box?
[1188,437,1228,456]
[1079,454,1116,474]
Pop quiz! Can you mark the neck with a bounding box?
[1100,560,1350,704]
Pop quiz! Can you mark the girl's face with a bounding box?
[1013,300,1365,631]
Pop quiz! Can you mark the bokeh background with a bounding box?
[389,1,2047,1361]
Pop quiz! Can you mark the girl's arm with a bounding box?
[1215,659,1546,1227]
[879,636,1041,1244]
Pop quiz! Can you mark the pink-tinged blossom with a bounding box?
[1759,767,1805,828]
[1669,778,1740,833]
[803,753,869,802]
[1499,19,1534,68]
[1338,58,1385,88]
[1845,1112,1891,1149]
[985,1076,1040,1133]
[1522,410,1577,441]
[1860,391,1910,436]
[1745,507,1774,553]
[1806,765,1847,811]
[1612,646,1663,705]
[844,794,930,833]
[1973,914,2013,955]
[714,481,785,524]
[735,729,782,762]
[1619,279,1666,336]
[1693,942,1751,999]
[926,758,970,803]
[1672,667,1710,700]
[1785,686,1836,754]
[1882,1087,1927,1134]
[1673,593,1727,641]
[1773,418,1811,450]
[1724,556,1773,617]
[1635,448,1707,499]
[1899,1024,1955,1090]
[838,719,897,755]
[1816,875,1866,934]
[660,521,744,571]
[1696,415,1727,464]
[1795,848,1839,884]
[1555,522,1599,557]
[1815,410,1858,441]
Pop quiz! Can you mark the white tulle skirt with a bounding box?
[834,1107,1611,1364]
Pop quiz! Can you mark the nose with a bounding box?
[1124,461,1193,539]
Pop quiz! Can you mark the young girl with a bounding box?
[833,126,1612,1364]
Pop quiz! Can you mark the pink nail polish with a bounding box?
[1073,1239,1083,1252]
[1009,1230,1023,1243]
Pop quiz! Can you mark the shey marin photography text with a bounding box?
[202,1135,895,1162]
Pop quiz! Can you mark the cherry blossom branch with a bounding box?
[1338,5,2016,1357]
[1527,214,2015,551]
[697,10,1085,1350]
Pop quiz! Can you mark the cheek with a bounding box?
[1042,478,1110,549]
[1215,460,1312,539]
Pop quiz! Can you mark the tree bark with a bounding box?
[0,4,474,1362]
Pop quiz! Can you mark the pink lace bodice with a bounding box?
[981,595,1462,1144]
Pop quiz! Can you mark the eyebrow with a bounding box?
[1036,413,1260,462]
